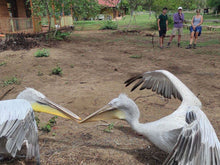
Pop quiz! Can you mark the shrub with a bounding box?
[100,20,118,30]
[34,48,49,57]
[2,76,19,87]
[54,31,71,40]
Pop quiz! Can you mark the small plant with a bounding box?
[100,20,118,30]
[2,76,19,87]
[34,48,49,57]
[0,62,6,66]
[40,116,58,133]
[104,123,114,133]
[70,64,74,68]
[37,71,43,76]
[129,54,142,59]
[52,66,62,75]
[54,31,71,40]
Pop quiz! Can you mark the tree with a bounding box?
[208,0,220,13]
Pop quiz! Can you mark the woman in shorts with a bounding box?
[186,9,203,49]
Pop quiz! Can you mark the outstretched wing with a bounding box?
[0,99,40,163]
[125,70,201,107]
[163,111,220,165]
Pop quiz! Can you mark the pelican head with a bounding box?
[17,88,81,121]
[80,94,140,124]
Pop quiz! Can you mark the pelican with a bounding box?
[80,70,220,164]
[0,88,81,164]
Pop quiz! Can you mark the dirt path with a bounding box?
[0,31,219,165]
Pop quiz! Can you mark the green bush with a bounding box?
[52,66,63,75]
[34,48,49,57]
[99,20,118,30]
[54,31,71,40]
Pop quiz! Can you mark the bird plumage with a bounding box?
[81,70,220,165]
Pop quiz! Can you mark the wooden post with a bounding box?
[29,0,36,32]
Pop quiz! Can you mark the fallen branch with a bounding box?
[0,86,15,100]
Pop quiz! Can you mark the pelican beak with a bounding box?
[80,104,126,123]
[31,97,81,121]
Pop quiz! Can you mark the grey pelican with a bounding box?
[80,70,220,164]
[0,88,81,164]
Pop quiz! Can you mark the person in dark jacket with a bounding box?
[158,7,168,49]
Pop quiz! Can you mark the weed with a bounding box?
[2,76,19,87]
[37,71,43,76]
[34,48,50,57]
[0,62,6,66]
[70,64,74,68]
[129,54,142,59]
[104,123,114,133]
[52,66,63,75]
[100,21,118,30]
[41,116,58,133]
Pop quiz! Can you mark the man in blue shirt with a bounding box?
[167,7,184,48]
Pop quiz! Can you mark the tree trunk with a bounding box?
[45,1,51,32]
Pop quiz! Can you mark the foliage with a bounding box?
[129,54,142,58]
[0,62,6,67]
[103,123,114,133]
[208,0,220,12]
[54,31,71,40]
[52,66,63,75]
[34,48,50,57]
[2,76,19,87]
[100,21,118,30]
[40,116,58,133]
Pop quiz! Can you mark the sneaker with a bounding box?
[166,42,171,48]
[193,44,196,49]
[186,44,192,49]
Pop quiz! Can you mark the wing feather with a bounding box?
[163,111,220,165]
[125,70,202,107]
[0,99,40,163]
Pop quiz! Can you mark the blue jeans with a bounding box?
[190,26,202,36]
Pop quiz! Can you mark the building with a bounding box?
[98,0,125,20]
[0,0,33,33]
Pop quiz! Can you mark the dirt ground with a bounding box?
[0,31,220,165]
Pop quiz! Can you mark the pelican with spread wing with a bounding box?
[0,88,81,164]
[80,70,220,165]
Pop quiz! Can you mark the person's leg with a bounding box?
[186,31,194,49]
[159,37,163,47]
[167,28,176,47]
[193,32,199,49]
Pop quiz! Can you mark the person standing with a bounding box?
[167,7,184,48]
[158,7,168,49]
[186,9,203,49]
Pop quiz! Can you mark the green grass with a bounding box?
[73,13,220,31]
[0,62,6,66]
[129,54,142,59]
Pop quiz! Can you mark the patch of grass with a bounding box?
[34,48,49,57]
[0,62,6,66]
[52,66,63,75]
[40,116,58,133]
[2,76,19,87]
[100,20,118,30]
[197,39,220,47]
[129,54,142,59]
[103,123,114,133]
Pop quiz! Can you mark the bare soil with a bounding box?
[0,30,220,165]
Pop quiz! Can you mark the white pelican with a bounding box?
[80,70,220,164]
[0,88,81,164]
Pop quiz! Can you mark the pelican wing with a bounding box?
[125,70,201,106]
[0,99,40,163]
[163,111,220,165]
